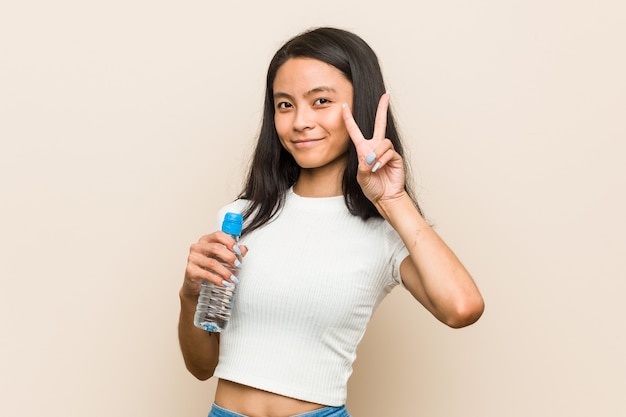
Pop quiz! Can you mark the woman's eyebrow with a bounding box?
[304,86,336,97]
[273,91,294,101]
[273,86,337,101]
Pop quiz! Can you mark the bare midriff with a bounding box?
[214,379,325,417]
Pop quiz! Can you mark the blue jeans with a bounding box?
[208,402,351,417]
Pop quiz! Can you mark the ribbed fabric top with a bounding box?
[213,188,408,406]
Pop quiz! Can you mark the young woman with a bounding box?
[179,27,484,417]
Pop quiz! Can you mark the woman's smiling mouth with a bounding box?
[292,138,323,148]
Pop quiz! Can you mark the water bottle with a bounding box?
[194,212,243,332]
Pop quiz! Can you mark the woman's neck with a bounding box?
[293,168,343,198]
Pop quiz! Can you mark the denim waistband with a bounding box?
[208,402,351,417]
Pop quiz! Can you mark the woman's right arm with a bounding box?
[178,232,245,380]
[178,290,220,380]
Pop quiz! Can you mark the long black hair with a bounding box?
[239,27,420,235]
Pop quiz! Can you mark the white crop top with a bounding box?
[213,188,408,406]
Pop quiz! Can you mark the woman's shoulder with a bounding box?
[218,198,249,214]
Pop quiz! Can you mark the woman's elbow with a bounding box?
[183,359,216,381]
[444,296,485,329]
[191,369,213,381]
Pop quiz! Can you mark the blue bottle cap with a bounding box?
[222,212,243,236]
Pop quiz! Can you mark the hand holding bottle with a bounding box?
[190,213,245,332]
[182,227,247,298]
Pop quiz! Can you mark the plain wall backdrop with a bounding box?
[1,1,624,416]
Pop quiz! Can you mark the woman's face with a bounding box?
[272,57,354,173]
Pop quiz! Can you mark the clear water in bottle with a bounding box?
[194,212,243,332]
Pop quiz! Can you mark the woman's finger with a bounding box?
[188,252,239,286]
[342,103,366,146]
[188,233,243,285]
[372,93,390,141]
[342,92,391,160]
[186,261,229,287]
[370,147,395,173]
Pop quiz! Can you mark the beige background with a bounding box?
[1,1,624,416]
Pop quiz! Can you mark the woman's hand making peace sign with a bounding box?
[342,93,407,205]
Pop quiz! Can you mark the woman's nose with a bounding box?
[293,108,314,131]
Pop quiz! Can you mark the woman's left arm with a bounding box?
[375,194,484,328]
[343,93,484,328]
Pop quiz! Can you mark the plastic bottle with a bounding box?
[194,212,243,332]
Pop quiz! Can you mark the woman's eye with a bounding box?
[314,98,331,105]
[277,102,292,109]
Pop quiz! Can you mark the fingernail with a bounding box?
[386,89,392,95]
[233,244,242,256]
[366,152,376,165]
[372,162,381,172]
[221,280,233,287]
[342,102,348,108]
[234,259,242,269]
[231,275,240,285]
